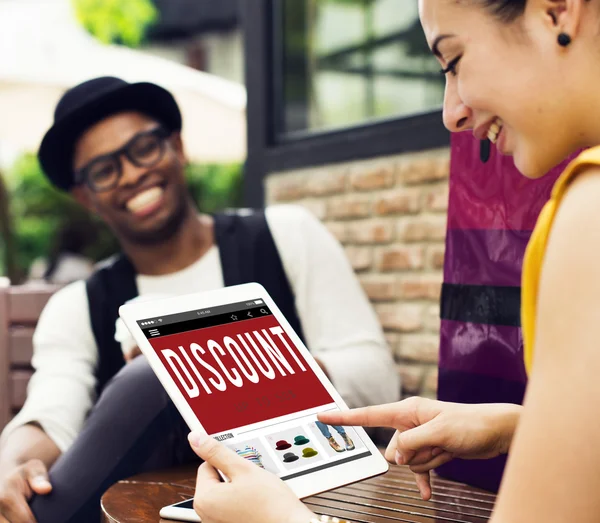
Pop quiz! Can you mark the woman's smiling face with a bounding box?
[419,0,594,178]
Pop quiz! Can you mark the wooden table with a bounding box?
[102,464,496,522]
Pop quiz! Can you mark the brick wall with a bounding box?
[265,148,450,399]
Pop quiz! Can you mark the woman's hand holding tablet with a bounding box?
[119,283,388,521]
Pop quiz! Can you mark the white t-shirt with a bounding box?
[0,205,399,452]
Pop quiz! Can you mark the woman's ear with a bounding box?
[541,0,585,39]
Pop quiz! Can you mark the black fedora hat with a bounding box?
[38,76,182,191]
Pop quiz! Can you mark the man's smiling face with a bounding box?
[71,111,191,245]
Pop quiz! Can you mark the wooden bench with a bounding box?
[0,284,60,430]
[101,463,496,522]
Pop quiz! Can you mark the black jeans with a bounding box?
[30,356,198,523]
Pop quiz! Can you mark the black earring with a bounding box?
[558,33,572,47]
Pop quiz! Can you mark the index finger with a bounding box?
[318,403,401,428]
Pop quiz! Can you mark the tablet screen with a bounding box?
[137,298,372,480]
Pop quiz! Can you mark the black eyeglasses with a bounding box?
[74,127,171,193]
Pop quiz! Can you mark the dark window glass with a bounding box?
[277,0,444,137]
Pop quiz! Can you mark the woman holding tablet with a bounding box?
[187,0,600,521]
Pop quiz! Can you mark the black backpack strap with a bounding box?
[214,210,306,345]
[86,254,139,395]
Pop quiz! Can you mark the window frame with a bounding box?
[241,0,449,207]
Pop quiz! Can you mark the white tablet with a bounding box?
[119,282,388,522]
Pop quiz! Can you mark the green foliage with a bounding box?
[185,162,243,214]
[72,0,159,47]
[7,154,118,282]
[5,154,243,283]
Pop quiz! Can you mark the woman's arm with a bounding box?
[491,169,600,523]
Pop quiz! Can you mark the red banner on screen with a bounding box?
[148,315,334,434]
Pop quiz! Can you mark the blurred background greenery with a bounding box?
[0,0,246,284]
[72,0,159,47]
[0,155,242,284]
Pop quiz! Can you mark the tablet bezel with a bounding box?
[119,282,389,500]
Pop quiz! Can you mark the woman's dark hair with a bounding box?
[480,0,528,23]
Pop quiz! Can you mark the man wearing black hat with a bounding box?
[0,77,399,522]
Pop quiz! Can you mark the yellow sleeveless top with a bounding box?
[522,146,600,374]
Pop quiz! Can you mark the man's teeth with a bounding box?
[126,187,164,213]
[487,119,503,144]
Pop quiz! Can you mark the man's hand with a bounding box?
[318,397,521,500]
[314,357,330,379]
[124,345,143,363]
[189,433,315,523]
[0,460,52,523]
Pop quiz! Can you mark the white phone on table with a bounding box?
[159,499,197,522]
[119,282,388,522]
